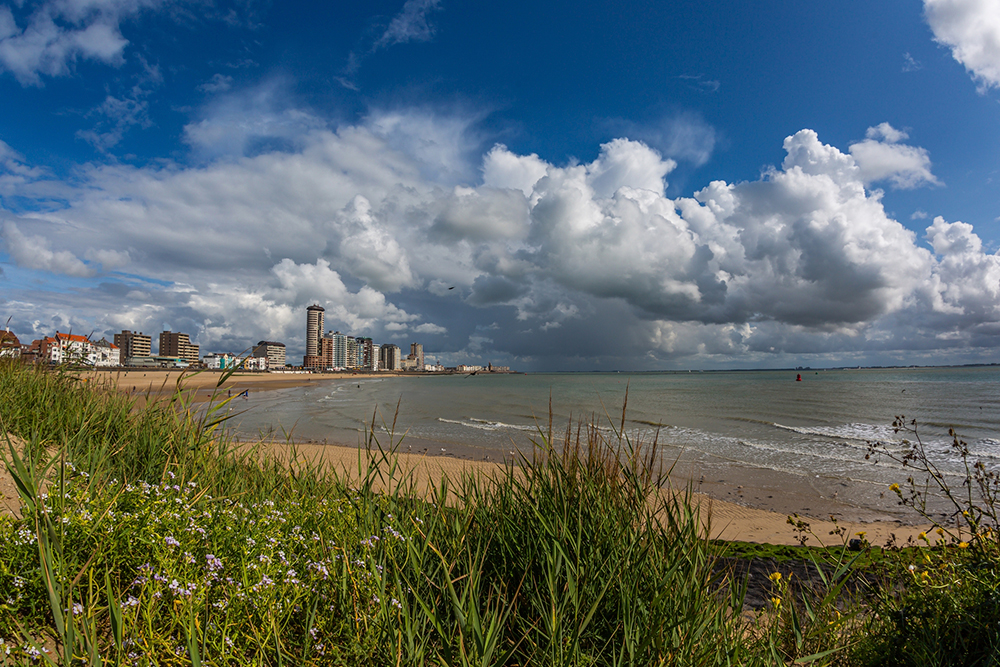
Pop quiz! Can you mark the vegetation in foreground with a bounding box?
[0,360,998,666]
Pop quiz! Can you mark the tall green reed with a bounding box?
[360,395,760,666]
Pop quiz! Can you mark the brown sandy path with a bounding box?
[1,433,32,519]
[0,451,21,518]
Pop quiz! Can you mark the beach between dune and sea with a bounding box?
[81,368,936,547]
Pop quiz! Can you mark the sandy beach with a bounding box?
[84,367,413,400]
[244,438,931,547]
[81,368,437,412]
[76,368,935,546]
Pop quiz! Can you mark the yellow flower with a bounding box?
[936,528,945,537]
[771,596,782,607]
[889,483,900,492]
[918,532,927,541]
[768,572,782,583]
[855,531,867,538]
[958,541,969,549]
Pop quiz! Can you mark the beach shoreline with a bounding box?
[84,367,417,398]
[80,368,935,546]
[235,436,931,547]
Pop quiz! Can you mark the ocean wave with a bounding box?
[729,417,779,427]
[648,424,977,480]
[631,419,673,428]
[438,417,536,432]
[468,417,536,431]
[771,422,901,443]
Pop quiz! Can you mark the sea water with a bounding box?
[231,367,1000,518]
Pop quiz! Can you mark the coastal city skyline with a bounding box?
[1,1,1000,371]
[1,303,515,372]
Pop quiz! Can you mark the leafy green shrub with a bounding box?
[854,418,1000,666]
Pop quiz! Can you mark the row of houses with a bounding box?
[6,332,124,366]
[0,328,286,371]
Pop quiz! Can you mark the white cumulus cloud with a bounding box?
[2,221,94,276]
[924,0,1000,90]
[849,123,940,189]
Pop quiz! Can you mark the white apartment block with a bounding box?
[40,333,120,367]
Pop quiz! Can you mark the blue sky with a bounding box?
[2,0,1000,370]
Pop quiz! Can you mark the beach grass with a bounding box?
[1,359,998,665]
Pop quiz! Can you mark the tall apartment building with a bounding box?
[379,344,402,371]
[409,343,424,371]
[330,331,347,368]
[113,330,152,363]
[305,304,324,357]
[315,330,354,370]
[159,331,200,364]
[318,335,333,370]
[253,340,286,368]
[304,305,325,369]
[345,336,358,369]
[357,337,377,371]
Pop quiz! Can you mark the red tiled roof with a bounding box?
[55,332,90,344]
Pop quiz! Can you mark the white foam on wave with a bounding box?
[425,411,996,484]
[468,417,537,432]
[643,424,977,482]
[438,417,536,432]
[938,438,1000,468]
[771,421,899,443]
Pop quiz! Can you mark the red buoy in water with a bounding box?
[796,374,802,381]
